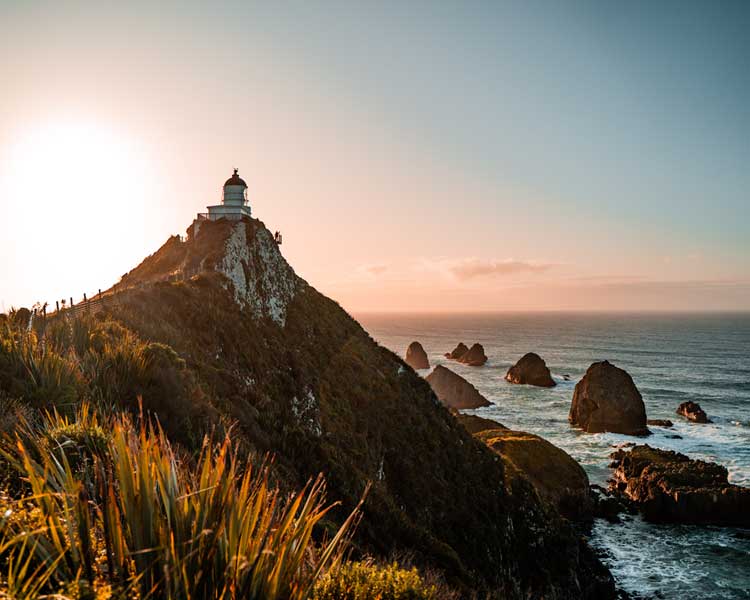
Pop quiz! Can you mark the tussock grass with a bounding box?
[0,404,364,599]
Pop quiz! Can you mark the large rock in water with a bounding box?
[457,343,488,366]
[405,341,429,370]
[425,365,490,409]
[609,445,750,526]
[475,428,593,521]
[676,401,711,423]
[569,361,650,436]
[505,353,556,387]
[97,216,615,599]
[444,342,469,359]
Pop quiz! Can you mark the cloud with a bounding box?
[353,263,390,279]
[440,258,555,281]
[365,264,389,276]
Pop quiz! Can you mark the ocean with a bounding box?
[356,312,750,600]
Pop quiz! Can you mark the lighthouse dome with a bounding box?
[224,168,247,188]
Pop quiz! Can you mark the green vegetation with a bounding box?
[0,314,372,598]
[313,562,439,600]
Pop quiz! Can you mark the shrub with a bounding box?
[0,324,82,411]
[313,562,438,600]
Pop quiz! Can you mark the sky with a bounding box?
[1,0,749,312]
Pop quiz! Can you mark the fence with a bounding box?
[41,266,203,323]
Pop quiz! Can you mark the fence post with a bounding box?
[56,300,59,312]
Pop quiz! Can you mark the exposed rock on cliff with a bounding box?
[405,341,430,370]
[84,216,615,599]
[609,445,750,526]
[444,343,468,360]
[676,401,711,423]
[457,343,488,366]
[425,365,491,410]
[569,361,650,436]
[505,353,556,387]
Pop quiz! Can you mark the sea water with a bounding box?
[357,312,750,600]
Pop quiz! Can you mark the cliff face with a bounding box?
[102,217,614,598]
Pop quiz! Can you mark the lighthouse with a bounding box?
[189,169,260,240]
[204,168,252,221]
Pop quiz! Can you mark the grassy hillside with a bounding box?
[0,217,615,598]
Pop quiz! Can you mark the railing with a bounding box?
[41,266,203,322]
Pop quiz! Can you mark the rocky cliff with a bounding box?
[88,217,614,598]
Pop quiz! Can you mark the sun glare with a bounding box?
[1,119,157,308]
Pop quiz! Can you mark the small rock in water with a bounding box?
[444,342,469,360]
[505,352,556,387]
[647,419,674,427]
[457,343,488,366]
[676,401,712,424]
[612,442,636,449]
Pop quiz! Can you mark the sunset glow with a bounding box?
[1,119,159,308]
[1,2,748,312]
[1,4,749,598]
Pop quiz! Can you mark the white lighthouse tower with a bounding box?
[204,168,252,221]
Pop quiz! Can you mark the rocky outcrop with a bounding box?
[405,341,430,370]
[609,445,750,526]
[444,343,469,360]
[505,353,556,387]
[677,401,711,423]
[476,428,594,521]
[456,413,508,434]
[425,365,490,409]
[217,221,299,325]
[458,412,595,522]
[120,219,300,326]
[647,419,673,427]
[568,360,650,436]
[457,343,488,366]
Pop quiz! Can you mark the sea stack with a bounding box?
[569,360,650,436]
[457,343,488,366]
[505,352,556,387]
[444,343,469,360]
[425,365,491,409]
[676,401,711,423]
[405,341,430,370]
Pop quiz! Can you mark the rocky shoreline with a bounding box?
[402,337,749,598]
[607,445,750,526]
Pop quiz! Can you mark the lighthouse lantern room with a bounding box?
[204,169,252,221]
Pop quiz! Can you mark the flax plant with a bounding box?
[0,405,364,599]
